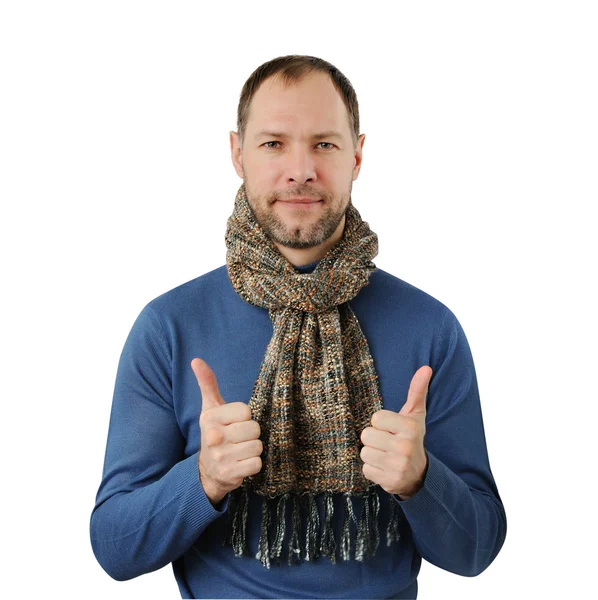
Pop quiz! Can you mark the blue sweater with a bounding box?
[90,260,507,599]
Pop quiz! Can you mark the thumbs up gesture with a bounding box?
[191,358,263,505]
[360,366,433,500]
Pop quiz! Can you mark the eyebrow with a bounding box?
[254,130,344,141]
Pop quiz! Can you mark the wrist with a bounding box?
[397,451,429,500]
[203,480,227,506]
[199,468,227,506]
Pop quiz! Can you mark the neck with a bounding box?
[274,215,346,267]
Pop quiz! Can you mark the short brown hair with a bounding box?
[236,54,360,149]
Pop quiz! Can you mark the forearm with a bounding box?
[90,452,229,581]
[396,450,507,577]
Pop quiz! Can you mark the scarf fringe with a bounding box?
[270,493,289,566]
[305,493,320,561]
[386,493,402,546]
[288,494,302,565]
[226,485,249,558]
[320,492,336,563]
[341,492,358,560]
[224,486,402,567]
[355,488,380,561]
[256,495,272,568]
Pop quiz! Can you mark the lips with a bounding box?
[279,198,321,204]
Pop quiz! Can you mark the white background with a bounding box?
[1,1,596,598]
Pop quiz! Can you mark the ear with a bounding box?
[352,133,366,181]
[230,130,245,179]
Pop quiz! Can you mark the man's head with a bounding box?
[230,55,365,265]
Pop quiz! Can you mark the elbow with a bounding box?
[462,505,508,577]
[90,511,142,582]
[461,541,506,577]
[90,535,140,582]
[459,554,496,578]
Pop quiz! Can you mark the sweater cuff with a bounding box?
[174,452,230,530]
[392,450,448,515]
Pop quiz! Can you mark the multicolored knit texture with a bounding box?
[224,183,401,567]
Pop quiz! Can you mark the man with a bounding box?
[90,55,507,599]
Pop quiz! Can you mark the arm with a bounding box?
[89,304,229,581]
[395,307,507,577]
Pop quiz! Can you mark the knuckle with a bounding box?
[406,419,419,436]
[219,464,232,481]
[253,457,263,473]
[398,455,410,472]
[202,424,223,447]
[399,440,414,460]
[205,423,217,436]
[393,437,411,456]
[237,403,252,421]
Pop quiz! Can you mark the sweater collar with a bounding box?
[294,259,320,274]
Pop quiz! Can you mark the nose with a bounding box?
[285,146,317,184]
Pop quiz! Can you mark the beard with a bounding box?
[244,180,352,250]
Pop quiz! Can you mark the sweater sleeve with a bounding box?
[90,304,229,581]
[394,307,507,577]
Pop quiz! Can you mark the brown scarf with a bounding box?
[224,183,401,567]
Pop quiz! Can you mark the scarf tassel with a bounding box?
[341,492,358,560]
[225,487,399,566]
[304,493,320,561]
[226,485,249,558]
[269,493,289,566]
[288,494,302,565]
[256,495,272,568]
[355,488,381,562]
[320,492,336,563]
[386,494,401,546]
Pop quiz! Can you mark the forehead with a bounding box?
[247,71,349,136]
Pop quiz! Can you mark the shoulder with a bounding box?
[364,267,451,323]
[370,270,474,367]
[143,264,230,316]
[347,267,460,361]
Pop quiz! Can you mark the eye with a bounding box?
[262,141,336,150]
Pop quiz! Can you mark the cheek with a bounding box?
[247,170,279,196]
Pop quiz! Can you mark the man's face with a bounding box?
[230,71,365,250]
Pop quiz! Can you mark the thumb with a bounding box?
[399,365,433,417]
[191,358,226,411]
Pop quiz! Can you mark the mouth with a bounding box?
[277,201,323,211]
[277,198,323,206]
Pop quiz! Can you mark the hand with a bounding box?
[360,366,433,500]
[190,358,263,505]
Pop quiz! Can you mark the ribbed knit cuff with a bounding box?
[174,452,230,532]
[392,450,448,515]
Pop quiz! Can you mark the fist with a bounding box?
[360,365,433,500]
[190,358,263,505]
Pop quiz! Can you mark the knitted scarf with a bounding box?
[223,183,401,567]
